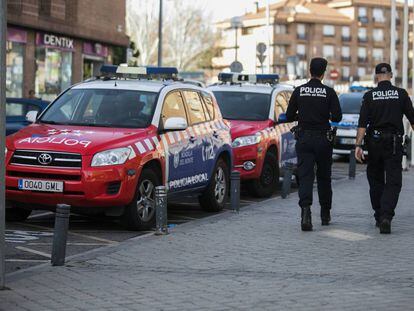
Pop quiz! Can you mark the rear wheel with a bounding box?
[121,169,160,231]
[199,158,229,212]
[249,152,279,198]
[6,204,32,222]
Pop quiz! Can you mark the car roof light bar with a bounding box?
[218,73,279,85]
[100,65,179,80]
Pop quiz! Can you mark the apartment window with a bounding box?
[242,27,254,36]
[341,66,350,80]
[373,29,384,42]
[275,24,288,34]
[373,8,385,23]
[373,48,384,61]
[297,24,307,39]
[358,7,368,23]
[39,0,51,16]
[341,46,350,61]
[357,67,366,77]
[296,44,306,59]
[323,25,335,37]
[275,45,286,57]
[358,28,367,42]
[323,45,334,59]
[342,26,351,41]
[358,47,367,62]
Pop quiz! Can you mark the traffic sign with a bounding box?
[330,69,340,80]
[230,61,243,73]
[257,42,267,54]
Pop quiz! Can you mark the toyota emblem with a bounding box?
[38,153,53,165]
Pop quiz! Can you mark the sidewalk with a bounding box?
[1,171,414,311]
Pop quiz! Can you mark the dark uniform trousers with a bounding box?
[296,131,333,209]
[367,135,403,221]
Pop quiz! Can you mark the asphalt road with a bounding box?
[5,158,365,274]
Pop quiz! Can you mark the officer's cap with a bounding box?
[375,63,392,75]
[310,58,328,77]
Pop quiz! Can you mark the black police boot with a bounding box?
[321,208,331,226]
[379,219,391,234]
[301,206,313,231]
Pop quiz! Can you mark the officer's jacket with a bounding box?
[358,81,414,134]
[286,78,342,130]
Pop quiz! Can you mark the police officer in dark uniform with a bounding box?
[286,58,342,231]
[355,63,414,234]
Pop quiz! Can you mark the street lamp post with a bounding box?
[402,0,409,89]
[266,0,271,73]
[0,0,7,290]
[390,0,396,84]
[231,17,243,62]
[157,0,163,67]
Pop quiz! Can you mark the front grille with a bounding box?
[11,150,82,169]
[7,171,81,181]
[106,182,121,195]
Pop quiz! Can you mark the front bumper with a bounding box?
[232,144,265,180]
[6,163,140,209]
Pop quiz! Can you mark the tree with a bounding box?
[126,0,218,71]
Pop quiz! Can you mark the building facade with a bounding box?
[213,0,412,83]
[6,0,129,100]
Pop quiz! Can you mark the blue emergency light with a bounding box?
[100,65,178,79]
[218,73,279,84]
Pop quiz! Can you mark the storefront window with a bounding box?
[6,42,24,98]
[35,48,72,101]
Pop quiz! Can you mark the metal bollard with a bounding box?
[281,163,293,199]
[51,204,71,266]
[230,171,240,213]
[349,148,356,179]
[155,186,168,235]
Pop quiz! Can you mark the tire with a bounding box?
[6,205,32,222]
[249,152,279,198]
[121,168,161,231]
[199,158,229,212]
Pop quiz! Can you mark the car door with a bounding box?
[160,90,202,192]
[274,91,297,168]
[182,90,211,188]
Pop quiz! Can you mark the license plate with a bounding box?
[340,138,356,145]
[18,179,64,193]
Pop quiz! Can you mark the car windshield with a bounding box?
[39,88,158,128]
[339,94,363,114]
[213,91,271,121]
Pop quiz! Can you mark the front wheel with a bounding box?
[121,169,161,231]
[199,158,229,212]
[249,152,279,198]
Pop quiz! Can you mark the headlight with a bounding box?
[91,147,132,167]
[232,133,262,148]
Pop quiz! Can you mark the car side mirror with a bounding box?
[26,110,38,123]
[163,117,188,131]
[277,113,288,124]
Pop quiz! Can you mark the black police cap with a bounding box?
[310,58,328,76]
[375,63,392,74]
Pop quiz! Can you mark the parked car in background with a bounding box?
[6,98,49,136]
[332,92,365,156]
[209,73,296,198]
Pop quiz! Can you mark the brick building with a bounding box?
[213,0,412,83]
[6,0,129,100]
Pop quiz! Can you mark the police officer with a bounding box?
[355,63,414,234]
[286,57,342,231]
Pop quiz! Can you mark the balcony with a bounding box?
[373,17,386,24]
[341,56,351,62]
[358,37,368,43]
[297,53,307,60]
[341,36,351,42]
[297,34,308,40]
[358,16,369,24]
[358,57,368,63]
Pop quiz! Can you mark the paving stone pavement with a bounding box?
[1,171,414,311]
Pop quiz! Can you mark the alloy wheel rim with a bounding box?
[136,179,155,222]
[214,167,226,204]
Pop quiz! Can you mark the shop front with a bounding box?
[35,33,74,101]
[83,42,109,79]
[6,27,26,98]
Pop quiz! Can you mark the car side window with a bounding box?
[183,90,207,125]
[201,91,215,121]
[161,91,187,125]
[6,103,26,117]
[274,92,288,120]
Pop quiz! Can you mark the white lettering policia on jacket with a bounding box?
[372,90,399,100]
[299,87,327,98]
